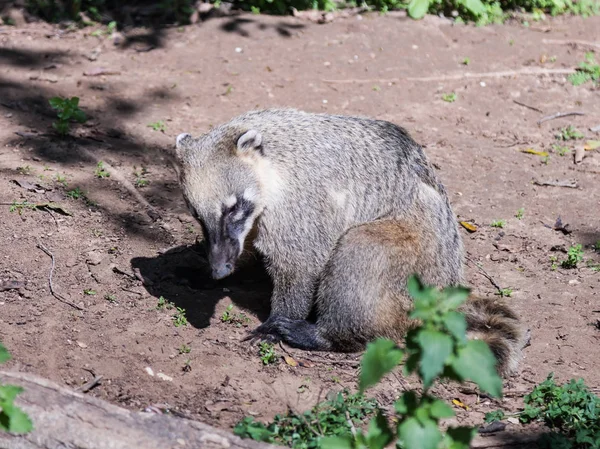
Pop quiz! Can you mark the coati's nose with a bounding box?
[212,263,233,280]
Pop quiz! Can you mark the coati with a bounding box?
[174,108,525,376]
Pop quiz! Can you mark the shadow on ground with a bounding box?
[131,244,273,329]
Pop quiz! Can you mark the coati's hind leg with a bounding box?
[252,219,443,352]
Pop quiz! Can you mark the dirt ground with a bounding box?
[1,9,599,444]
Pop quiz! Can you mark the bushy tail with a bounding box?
[460,297,526,377]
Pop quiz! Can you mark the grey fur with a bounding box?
[175,108,524,376]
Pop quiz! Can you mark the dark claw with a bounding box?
[243,318,283,345]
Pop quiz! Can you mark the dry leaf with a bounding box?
[11,179,48,193]
[452,398,469,410]
[584,140,600,151]
[521,148,548,157]
[36,202,72,216]
[284,356,298,367]
[459,221,478,233]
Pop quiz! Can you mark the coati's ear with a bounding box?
[175,133,193,161]
[236,129,262,156]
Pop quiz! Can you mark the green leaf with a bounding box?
[359,338,403,394]
[320,435,355,449]
[398,416,442,449]
[484,409,505,423]
[407,0,430,19]
[365,412,393,449]
[442,312,467,343]
[72,110,87,123]
[452,340,502,397]
[444,426,476,449]
[0,343,10,364]
[0,385,24,403]
[462,0,486,16]
[0,404,33,433]
[429,399,455,419]
[48,97,63,109]
[416,330,453,388]
[441,286,470,310]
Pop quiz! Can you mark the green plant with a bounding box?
[133,167,149,188]
[94,161,110,178]
[515,208,524,220]
[484,409,506,423]
[442,92,457,103]
[491,219,506,228]
[552,144,571,156]
[83,288,96,295]
[550,255,559,271]
[568,52,600,87]
[0,342,33,433]
[462,57,470,65]
[9,201,37,215]
[156,296,174,310]
[234,390,377,448]
[562,244,583,269]
[258,342,277,365]
[55,173,68,186]
[147,121,166,132]
[594,240,600,251]
[556,125,584,141]
[173,307,188,327]
[496,288,513,298]
[66,187,85,199]
[16,165,33,175]
[221,304,251,327]
[104,294,116,303]
[90,20,116,37]
[518,373,600,449]
[49,96,87,136]
[237,276,503,449]
[179,344,191,354]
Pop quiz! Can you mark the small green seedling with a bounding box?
[484,409,506,423]
[49,96,87,136]
[491,219,506,228]
[16,165,32,175]
[156,296,174,310]
[594,241,600,251]
[0,342,33,433]
[66,188,85,200]
[133,167,149,188]
[183,358,192,372]
[562,244,583,269]
[462,57,470,65]
[179,344,191,354]
[221,304,251,327]
[372,85,381,91]
[55,173,68,186]
[258,342,277,365]
[90,20,117,37]
[104,294,117,303]
[550,255,558,271]
[496,288,513,298]
[568,52,600,87]
[147,121,166,132]
[83,289,97,295]
[556,125,584,141]
[515,208,524,220]
[173,307,188,327]
[442,92,457,103]
[9,201,37,215]
[95,161,110,178]
[552,144,571,156]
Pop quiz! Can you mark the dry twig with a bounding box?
[512,100,543,113]
[466,256,501,292]
[323,68,575,84]
[537,111,585,125]
[36,239,84,311]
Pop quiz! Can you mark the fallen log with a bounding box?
[0,370,277,449]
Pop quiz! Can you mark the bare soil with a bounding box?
[1,10,599,443]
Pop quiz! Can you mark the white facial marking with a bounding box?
[233,210,244,221]
[224,194,237,208]
[329,190,348,208]
[242,188,258,203]
[176,133,191,147]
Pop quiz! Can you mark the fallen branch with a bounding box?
[36,240,84,311]
[77,375,103,393]
[0,370,279,449]
[323,68,575,84]
[533,179,578,188]
[79,148,161,221]
[465,256,502,292]
[512,100,543,113]
[537,111,585,125]
[542,38,600,49]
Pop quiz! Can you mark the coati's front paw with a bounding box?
[243,316,285,344]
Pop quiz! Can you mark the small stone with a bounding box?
[145,367,155,376]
